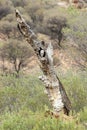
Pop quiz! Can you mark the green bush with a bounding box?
[0,110,86,130]
[64,8,87,55]
[79,107,87,122]
[0,111,36,130]
[0,40,33,75]
[0,70,87,130]
[0,74,50,113]
[59,70,87,112]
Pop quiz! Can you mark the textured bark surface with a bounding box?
[15,10,71,115]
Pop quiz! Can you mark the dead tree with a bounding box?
[15,10,71,116]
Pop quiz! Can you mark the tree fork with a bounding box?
[15,10,71,116]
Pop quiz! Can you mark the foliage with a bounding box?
[64,7,87,55]
[0,70,86,130]
[27,5,44,24]
[0,40,33,75]
[0,74,50,113]
[0,20,18,39]
[0,6,11,20]
[11,0,28,7]
[0,1,87,129]
[0,109,86,130]
[0,0,12,20]
[79,107,87,123]
[59,70,87,112]
[46,16,67,47]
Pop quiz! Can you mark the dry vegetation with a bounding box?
[0,0,87,129]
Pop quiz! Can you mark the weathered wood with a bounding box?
[15,10,71,115]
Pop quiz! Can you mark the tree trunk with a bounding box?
[15,10,71,116]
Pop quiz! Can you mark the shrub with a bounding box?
[0,6,11,20]
[59,70,87,112]
[11,0,28,7]
[0,21,15,38]
[79,107,87,123]
[0,74,50,113]
[46,16,67,47]
[0,0,12,20]
[64,8,87,55]
[26,5,44,24]
[0,110,86,130]
[0,39,33,75]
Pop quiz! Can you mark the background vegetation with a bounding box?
[0,0,87,129]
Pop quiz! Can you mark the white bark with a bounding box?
[15,10,71,115]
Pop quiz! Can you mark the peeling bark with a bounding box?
[15,10,71,116]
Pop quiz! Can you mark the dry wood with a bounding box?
[15,10,71,115]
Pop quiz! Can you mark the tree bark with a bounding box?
[15,10,71,116]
